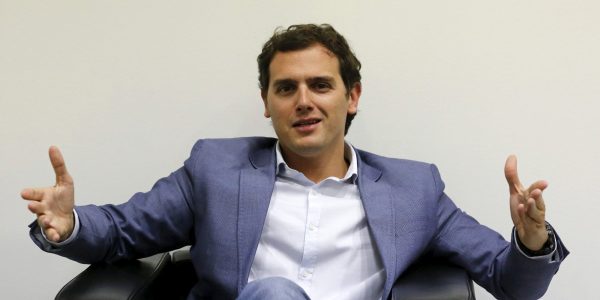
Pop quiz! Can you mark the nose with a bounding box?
[295,85,313,113]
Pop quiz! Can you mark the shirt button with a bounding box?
[300,269,313,279]
[309,224,318,231]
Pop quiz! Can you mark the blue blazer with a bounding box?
[31,137,568,299]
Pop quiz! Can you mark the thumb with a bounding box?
[504,154,522,194]
[49,146,73,185]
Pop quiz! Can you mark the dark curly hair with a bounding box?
[257,24,362,135]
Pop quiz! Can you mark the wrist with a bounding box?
[517,223,555,256]
[58,211,76,242]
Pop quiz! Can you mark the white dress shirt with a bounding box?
[248,143,385,300]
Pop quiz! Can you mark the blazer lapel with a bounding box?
[356,154,397,297]
[237,145,277,292]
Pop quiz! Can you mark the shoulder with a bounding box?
[355,148,433,173]
[190,136,277,154]
[355,148,442,189]
[186,136,276,168]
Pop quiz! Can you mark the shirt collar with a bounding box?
[275,141,358,184]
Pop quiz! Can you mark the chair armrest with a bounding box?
[391,259,475,300]
[167,249,197,299]
[55,252,171,300]
[55,251,474,300]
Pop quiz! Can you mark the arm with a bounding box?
[428,160,568,300]
[25,145,197,263]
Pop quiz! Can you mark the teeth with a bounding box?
[300,120,318,125]
[294,119,320,126]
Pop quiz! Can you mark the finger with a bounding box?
[40,214,53,227]
[39,216,62,242]
[45,228,60,242]
[504,155,524,195]
[49,146,72,185]
[517,203,528,226]
[529,190,546,214]
[517,202,538,231]
[21,188,45,201]
[525,198,545,224]
[527,180,548,194]
[27,201,45,215]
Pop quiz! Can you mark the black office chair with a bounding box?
[55,250,475,300]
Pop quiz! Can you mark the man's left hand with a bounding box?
[504,155,549,251]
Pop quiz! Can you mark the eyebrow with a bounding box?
[272,76,336,87]
[307,76,335,84]
[272,78,296,88]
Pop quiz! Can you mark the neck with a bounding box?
[281,143,349,183]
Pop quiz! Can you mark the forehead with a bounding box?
[268,44,341,83]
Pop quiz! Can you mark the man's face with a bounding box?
[262,44,361,159]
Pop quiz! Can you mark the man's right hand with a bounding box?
[21,146,75,243]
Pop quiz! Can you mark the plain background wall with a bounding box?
[1,1,598,298]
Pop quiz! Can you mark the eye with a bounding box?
[313,81,332,92]
[275,84,295,95]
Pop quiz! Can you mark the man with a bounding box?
[23,24,568,299]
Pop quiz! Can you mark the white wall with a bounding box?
[1,1,598,299]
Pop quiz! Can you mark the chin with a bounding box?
[292,144,322,155]
[285,140,325,157]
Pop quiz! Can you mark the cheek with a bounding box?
[269,111,286,128]
[267,107,280,120]
[264,102,280,119]
[269,102,294,118]
[331,101,351,117]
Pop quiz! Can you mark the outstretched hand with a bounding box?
[504,155,548,251]
[21,146,75,242]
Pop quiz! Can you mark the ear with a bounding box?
[261,89,270,118]
[347,82,361,114]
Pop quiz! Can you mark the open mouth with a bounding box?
[293,119,321,127]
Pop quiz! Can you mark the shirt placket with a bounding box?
[297,187,322,291]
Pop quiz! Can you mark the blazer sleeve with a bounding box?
[29,143,201,264]
[427,164,569,300]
